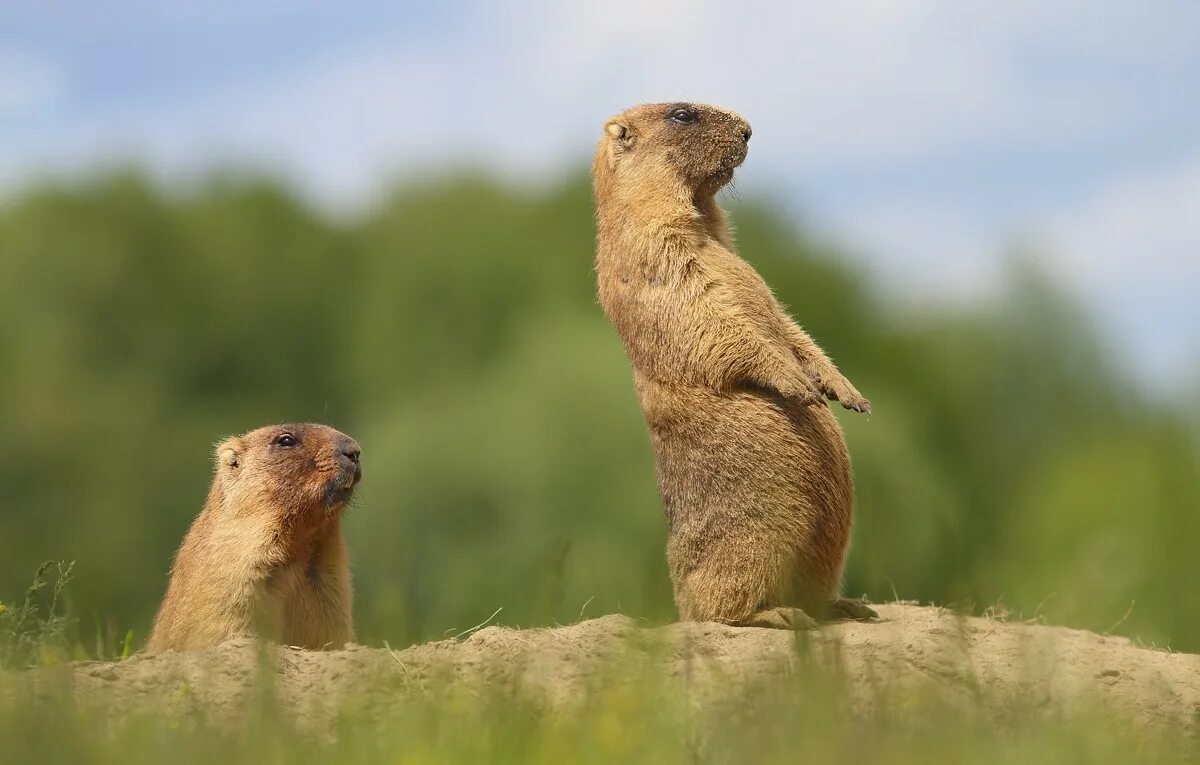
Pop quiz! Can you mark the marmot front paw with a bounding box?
[813,370,871,415]
[778,374,827,407]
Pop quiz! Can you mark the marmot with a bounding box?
[147,423,361,652]
[592,102,876,629]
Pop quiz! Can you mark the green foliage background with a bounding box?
[1,170,1196,652]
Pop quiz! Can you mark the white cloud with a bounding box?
[1046,154,1200,282]
[1037,155,1200,382]
[7,1,1192,193]
[820,200,1007,304]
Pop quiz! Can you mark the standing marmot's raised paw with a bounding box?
[592,102,875,628]
[147,423,361,652]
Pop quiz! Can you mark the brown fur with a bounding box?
[147,423,361,652]
[592,102,876,628]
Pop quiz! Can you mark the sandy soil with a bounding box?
[9,604,1200,736]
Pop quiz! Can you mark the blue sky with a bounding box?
[2,1,1198,389]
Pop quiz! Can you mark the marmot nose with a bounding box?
[742,127,752,143]
[339,438,361,464]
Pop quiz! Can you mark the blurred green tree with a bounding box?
[0,171,1195,651]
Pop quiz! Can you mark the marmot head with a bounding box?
[214,423,362,519]
[595,102,752,200]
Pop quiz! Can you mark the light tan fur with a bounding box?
[147,423,361,652]
[592,102,876,628]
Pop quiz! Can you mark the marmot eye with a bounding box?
[274,434,298,448]
[668,108,698,124]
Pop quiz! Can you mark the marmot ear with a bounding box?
[216,440,240,470]
[605,120,636,150]
[602,120,636,171]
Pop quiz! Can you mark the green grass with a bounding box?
[2,563,1194,764]
[0,561,76,669]
[1,645,1193,765]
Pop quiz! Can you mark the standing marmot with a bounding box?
[148,423,362,652]
[593,102,876,629]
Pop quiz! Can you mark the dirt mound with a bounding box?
[10,604,1200,736]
